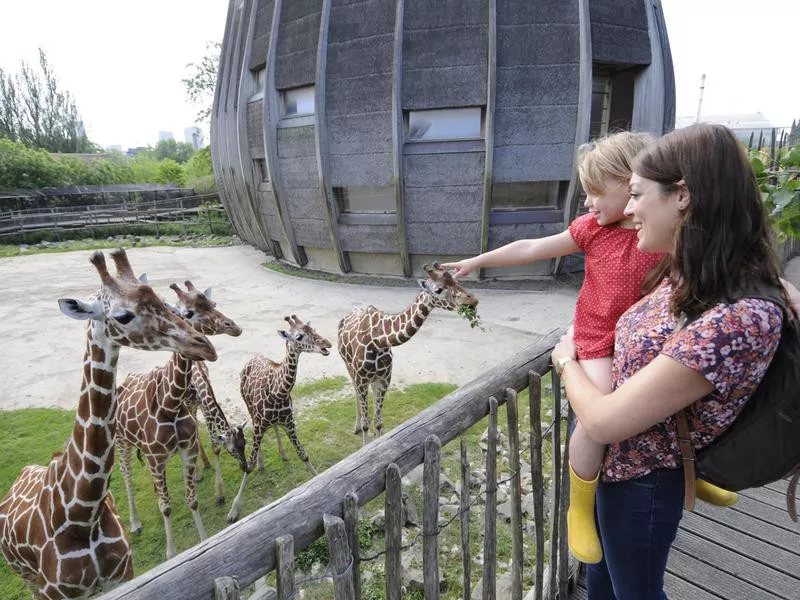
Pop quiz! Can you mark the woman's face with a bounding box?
[625,173,684,253]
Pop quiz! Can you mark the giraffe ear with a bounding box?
[138,273,148,284]
[417,278,429,291]
[203,287,212,300]
[278,329,292,340]
[58,298,103,321]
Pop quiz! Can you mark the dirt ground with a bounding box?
[0,246,579,423]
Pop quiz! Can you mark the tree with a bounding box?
[0,49,94,153]
[183,42,221,124]
[154,139,195,164]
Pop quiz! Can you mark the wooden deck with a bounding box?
[572,478,800,599]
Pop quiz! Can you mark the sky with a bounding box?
[0,1,797,151]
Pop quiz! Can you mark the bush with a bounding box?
[751,145,800,240]
[0,139,65,189]
[156,159,187,187]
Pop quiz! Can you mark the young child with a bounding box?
[441,131,737,564]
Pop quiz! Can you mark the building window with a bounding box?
[281,86,315,117]
[406,107,483,142]
[491,181,567,210]
[253,158,269,182]
[590,72,612,140]
[334,186,395,214]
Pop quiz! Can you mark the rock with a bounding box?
[370,510,385,532]
[496,487,509,504]
[440,472,457,496]
[402,491,419,527]
[472,573,516,600]
[403,463,424,486]
[497,500,514,521]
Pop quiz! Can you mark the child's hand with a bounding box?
[439,259,476,279]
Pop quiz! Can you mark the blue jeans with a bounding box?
[586,468,684,600]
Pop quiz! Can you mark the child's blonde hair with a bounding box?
[578,131,656,195]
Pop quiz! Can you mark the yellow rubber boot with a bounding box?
[695,479,738,507]
[567,463,602,564]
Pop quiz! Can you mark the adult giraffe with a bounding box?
[337,263,478,444]
[0,249,216,599]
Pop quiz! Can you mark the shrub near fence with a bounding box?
[98,330,577,600]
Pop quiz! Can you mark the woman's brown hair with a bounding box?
[633,124,789,318]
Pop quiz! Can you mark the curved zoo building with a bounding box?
[211,0,674,278]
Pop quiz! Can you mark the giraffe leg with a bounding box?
[274,423,289,462]
[352,379,371,445]
[281,418,317,475]
[372,379,389,437]
[180,448,207,543]
[213,445,225,505]
[196,436,212,477]
[147,459,176,559]
[228,424,265,523]
[117,442,143,535]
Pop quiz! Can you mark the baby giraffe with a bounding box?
[115,281,241,559]
[227,315,331,523]
[338,263,478,444]
[187,360,248,504]
[0,249,215,599]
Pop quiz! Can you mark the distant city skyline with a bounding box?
[0,1,797,149]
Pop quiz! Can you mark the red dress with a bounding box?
[568,213,664,360]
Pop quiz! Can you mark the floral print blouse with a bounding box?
[603,280,783,482]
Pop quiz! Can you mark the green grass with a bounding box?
[0,379,558,599]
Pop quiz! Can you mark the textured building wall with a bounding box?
[215,0,674,278]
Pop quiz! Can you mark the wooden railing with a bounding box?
[98,328,576,600]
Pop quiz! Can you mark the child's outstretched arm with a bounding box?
[440,230,580,278]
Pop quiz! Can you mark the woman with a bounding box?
[550,123,794,599]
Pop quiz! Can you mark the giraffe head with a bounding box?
[278,315,332,356]
[168,280,243,338]
[217,421,248,472]
[58,249,217,361]
[418,262,479,311]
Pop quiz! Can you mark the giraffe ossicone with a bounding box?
[0,249,215,599]
[338,263,479,446]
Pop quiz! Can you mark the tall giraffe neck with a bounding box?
[275,345,301,397]
[160,352,195,412]
[52,319,120,532]
[192,363,230,434]
[375,291,433,347]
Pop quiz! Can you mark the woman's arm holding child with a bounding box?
[441,230,580,278]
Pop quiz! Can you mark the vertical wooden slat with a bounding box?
[549,369,562,600]
[478,0,497,275]
[558,406,574,599]
[213,576,240,599]
[529,371,545,600]
[460,437,471,600]
[424,435,441,599]
[343,492,361,600]
[314,0,350,273]
[324,514,356,600]
[553,0,592,274]
[505,388,523,600]
[275,534,294,600]
[390,0,410,276]
[385,463,403,600]
[482,396,498,600]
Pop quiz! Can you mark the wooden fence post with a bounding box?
[483,396,498,600]
[549,370,562,600]
[324,514,356,600]
[424,435,441,599]
[505,388,523,600]
[213,576,240,599]
[385,463,402,600]
[460,437,471,600]
[275,534,294,600]
[558,406,573,599]
[529,371,545,600]
[343,492,361,600]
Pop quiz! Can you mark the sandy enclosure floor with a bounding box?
[0,246,578,423]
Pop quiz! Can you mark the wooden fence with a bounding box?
[98,328,579,600]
